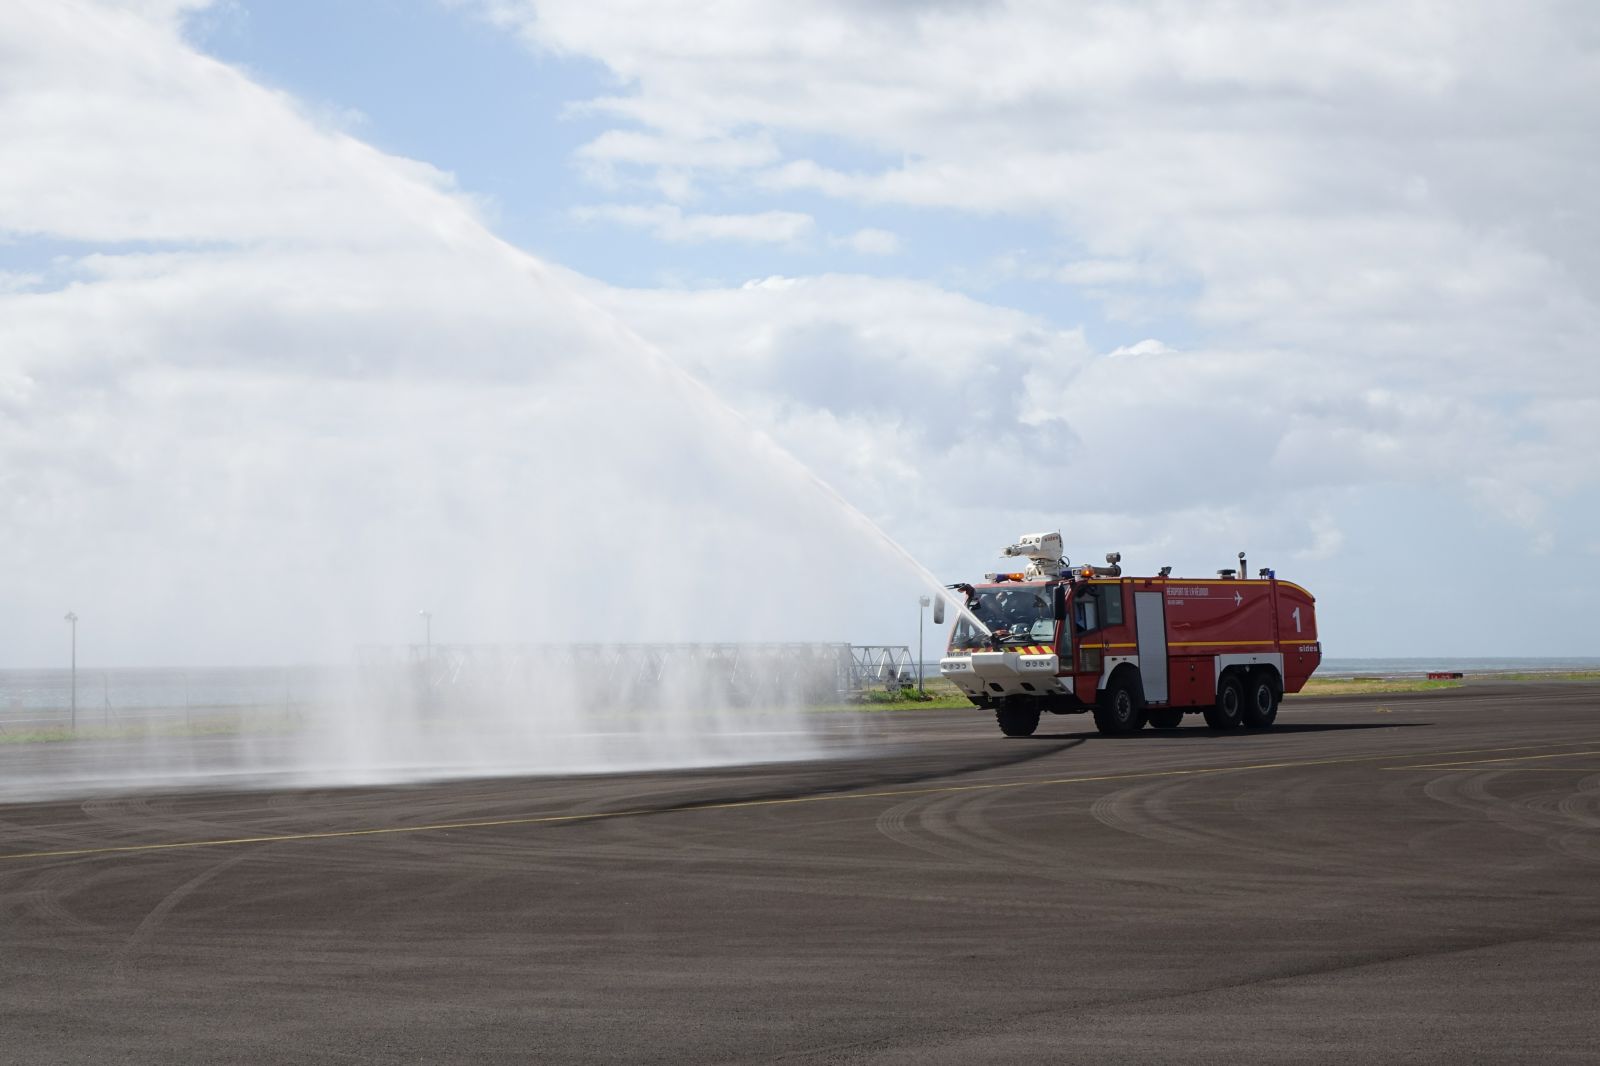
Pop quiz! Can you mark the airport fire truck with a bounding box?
[938,533,1321,737]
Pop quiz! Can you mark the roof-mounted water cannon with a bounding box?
[1001,531,1067,580]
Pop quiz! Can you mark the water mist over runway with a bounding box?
[0,649,878,802]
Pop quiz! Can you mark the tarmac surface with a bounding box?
[4,681,1600,1063]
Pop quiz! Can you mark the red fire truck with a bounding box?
[937,533,1321,737]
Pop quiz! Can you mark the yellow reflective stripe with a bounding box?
[1137,579,1271,586]
[1169,640,1280,647]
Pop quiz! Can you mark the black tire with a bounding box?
[1093,674,1144,735]
[1203,675,1244,730]
[1147,708,1184,730]
[1242,673,1279,728]
[996,702,1041,737]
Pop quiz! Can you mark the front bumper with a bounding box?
[940,650,1070,700]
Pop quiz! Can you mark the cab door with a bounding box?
[1134,590,1169,702]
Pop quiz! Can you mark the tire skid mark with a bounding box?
[915,789,1082,884]
[873,794,990,867]
[2,862,111,934]
[568,738,1087,826]
[588,797,927,878]
[870,788,1083,883]
[1416,769,1600,874]
[76,792,292,853]
[14,735,1600,865]
[1064,769,1447,899]
[735,916,1600,1066]
[309,742,1093,880]
[110,846,262,986]
[891,786,1176,900]
[1087,774,1331,875]
[0,812,92,855]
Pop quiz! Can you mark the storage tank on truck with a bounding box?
[938,533,1321,737]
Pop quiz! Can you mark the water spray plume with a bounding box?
[0,209,972,802]
[0,5,985,800]
[552,266,988,641]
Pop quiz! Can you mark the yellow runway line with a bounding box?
[5,738,1599,863]
[1381,767,1600,773]
[1396,750,1600,770]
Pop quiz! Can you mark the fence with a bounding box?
[355,642,918,704]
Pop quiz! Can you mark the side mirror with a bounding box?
[932,599,946,625]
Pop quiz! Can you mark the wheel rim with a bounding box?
[1115,691,1134,725]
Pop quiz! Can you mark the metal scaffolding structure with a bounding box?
[354,642,916,704]
[848,645,917,693]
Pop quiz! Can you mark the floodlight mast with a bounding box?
[917,595,932,696]
[64,611,78,732]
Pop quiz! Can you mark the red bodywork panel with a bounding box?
[1065,578,1320,706]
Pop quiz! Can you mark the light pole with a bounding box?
[64,611,78,731]
[917,596,931,697]
[419,609,432,660]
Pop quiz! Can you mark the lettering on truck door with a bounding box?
[1134,591,1168,702]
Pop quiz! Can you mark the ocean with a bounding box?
[1317,657,1600,678]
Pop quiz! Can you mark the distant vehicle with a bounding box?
[938,533,1321,737]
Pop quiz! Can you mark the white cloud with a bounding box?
[571,203,814,244]
[0,270,42,294]
[469,0,1600,397]
[833,227,900,256]
[1054,259,1147,286]
[0,3,478,247]
[575,129,779,173]
[561,264,1600,652]
[459,0,1600,647]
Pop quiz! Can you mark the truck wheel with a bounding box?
[1147,708,1184,730]
[996,702,1041,737]
[1203,676,1244,730]
[1093,676,1143,735]
[1242,674,1279,728]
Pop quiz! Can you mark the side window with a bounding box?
[1100,585,1124,626]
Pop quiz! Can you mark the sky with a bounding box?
[2,0,1598,664]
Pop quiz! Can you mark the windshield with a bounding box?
[950,585,1056,650]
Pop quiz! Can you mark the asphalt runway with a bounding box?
[5,682,1600,1064]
